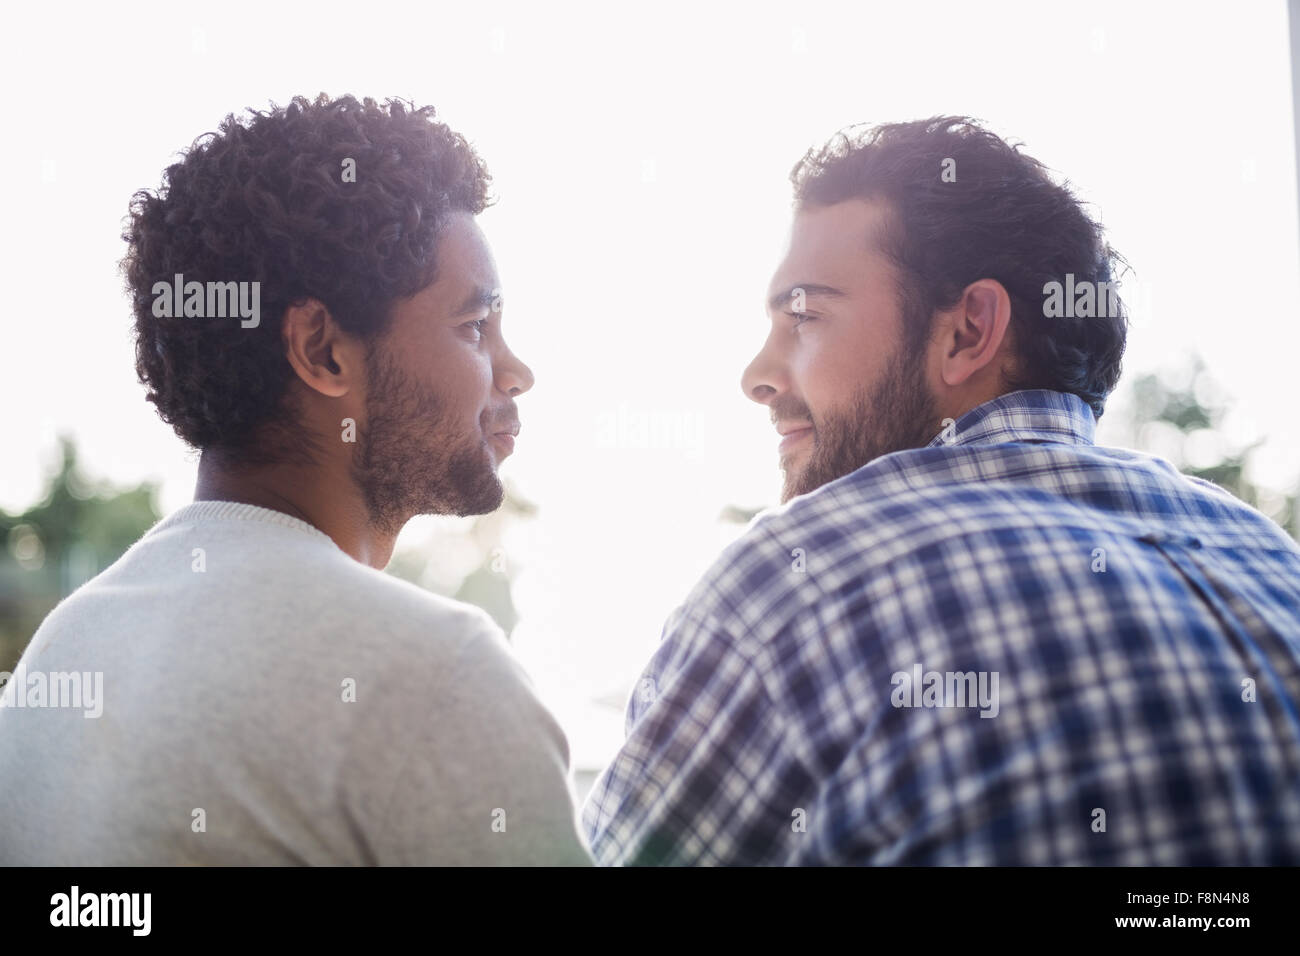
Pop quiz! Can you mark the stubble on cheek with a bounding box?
[353,354,504,532]
[778,350,938,503]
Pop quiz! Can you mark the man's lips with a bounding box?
[490,421,520,455]
[776,421,813,453]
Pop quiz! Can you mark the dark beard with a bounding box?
[780,345,939,503]
[352,349,503,535]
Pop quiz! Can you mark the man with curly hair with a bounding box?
[583,116,1300,866]
[0,94,591,865]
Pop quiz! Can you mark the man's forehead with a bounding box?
[410,215,500,313]
[443,211,498,275]
[767,198,892,302]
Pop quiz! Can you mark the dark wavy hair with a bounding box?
[791,116,1128,418]
[121,93,492,464]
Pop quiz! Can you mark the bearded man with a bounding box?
[582,116,1300,866]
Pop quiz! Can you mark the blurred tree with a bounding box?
[1114,356,1298,540]
[0,436,160,672]
[718,503,764,525]
[385,483,538,640]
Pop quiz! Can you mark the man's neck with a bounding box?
[193,451,398,569]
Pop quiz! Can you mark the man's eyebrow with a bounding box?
[766,283,847,312]
[450,286,500,317]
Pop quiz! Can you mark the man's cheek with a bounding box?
[473,360,494,405]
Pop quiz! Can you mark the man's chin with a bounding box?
[779,466,810,504]
[453,476,505,517]
[443,453,505,517]
[779,447,821,502]
[396,447,505,520]
[781,452,858,503]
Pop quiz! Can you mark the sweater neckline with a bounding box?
[149,500,343,552]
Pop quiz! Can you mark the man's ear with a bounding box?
[281,298,360,399]
[938,279,1013,388]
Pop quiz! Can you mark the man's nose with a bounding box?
[496,344,535,397]
[740,334,785,405]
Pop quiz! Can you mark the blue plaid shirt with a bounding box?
[581,389,1300,865]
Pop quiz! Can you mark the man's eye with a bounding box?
[789,312,816,329]
[463,318,488,338]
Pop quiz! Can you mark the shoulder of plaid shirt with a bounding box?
[581,387,1300,866]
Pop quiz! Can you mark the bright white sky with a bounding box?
[2,0,1298,769]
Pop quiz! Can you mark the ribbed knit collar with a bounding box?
[148,500,342,552]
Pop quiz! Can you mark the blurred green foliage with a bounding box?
[1118,357,1298,539]
[0,436,160,673]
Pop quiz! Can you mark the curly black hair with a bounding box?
[792,116,1128,418]
[121,93,492,464]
